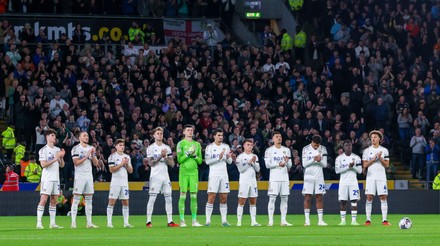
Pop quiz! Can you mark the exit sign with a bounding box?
[245,12,262,18]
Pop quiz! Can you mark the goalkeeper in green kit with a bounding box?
[177,124,203,227]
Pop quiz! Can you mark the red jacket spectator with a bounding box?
[2,165,19,191]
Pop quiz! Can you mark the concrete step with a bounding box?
[409,181,427,190]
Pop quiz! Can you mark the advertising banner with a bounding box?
[6,16,164,44]
[163,18,224,45]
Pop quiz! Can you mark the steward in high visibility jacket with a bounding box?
[14,143,26,165]
[1,165,19,191]
[24,158,42,183]
[2,126,16,150]
[289,0,304,11]
[433,171,440,190]
[294,27,307,48]
[281,29,293,52]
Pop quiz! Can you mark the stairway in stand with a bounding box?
[0,118,7,144]
[391,158,427,190]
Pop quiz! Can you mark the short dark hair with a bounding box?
[243,138,254,145]
[343,140,352,146]
[45,128,57,137]
[184,124,194,130]
[212,128,223,136]
[114,138,125,146]
[272,131,282,137]
[312,135,322,144]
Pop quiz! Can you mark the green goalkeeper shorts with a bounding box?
[179,174,198,193]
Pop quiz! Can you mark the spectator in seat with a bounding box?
[1,164,19,191]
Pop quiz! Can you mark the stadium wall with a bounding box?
[1,190,438,216]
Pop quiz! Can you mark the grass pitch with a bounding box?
[0,214,438,245]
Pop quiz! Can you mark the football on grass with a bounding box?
[398,217,412,229]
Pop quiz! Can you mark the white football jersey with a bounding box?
[335,153,362,185]
[205,142,232,177]
[71,144,94,180]
[302,144,327,181]
[362,145,389,181]
[236,152,260,183]
[146,142,172,181]
[39,145,61,182]
[264,145,292,181]
[108,152,131,187]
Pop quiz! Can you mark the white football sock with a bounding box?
[37,205,44,224]
[107,205,114,225]
[122,205,129,225]
[49,206,56,225]
[165,195,173,223]
[146,194,157,223]
[304,209,310,224]
[250,205,257,224]
[220,203,228,223]
[365,200,372,221]
[237,204,244,224]
[268,196,276,225]
[280,196,288,223]
[205,203,213,223]
[340,211,346,222]
[85,196,93,224]
[380,200,388,222]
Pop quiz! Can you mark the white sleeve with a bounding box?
[320,146,328,168]
[39,147,46,162]
[235,154,250,173]
[354,155,363,174]
[166,145,173,157]
[383,147,390,161]
[108,154,116,167]
[71,145,79,160]
[302,146,314,168]
[225,145,233,164]
[286,148,293,169]
[205,145,219,166]
[362,148,369,161]
[264,148,278,169]
[335,155,347,174]
[146,146,154,158]
[253,155,260,172]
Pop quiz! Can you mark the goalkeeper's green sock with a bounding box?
[190,193,198,221]
[179,195,186,221]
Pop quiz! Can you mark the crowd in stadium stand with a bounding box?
[1,0,440,189]
[0,0,231,19]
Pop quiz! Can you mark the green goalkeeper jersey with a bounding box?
[177,138,203,176]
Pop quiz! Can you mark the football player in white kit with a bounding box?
[264,131,292,227]
[204,128,233,226]
[70,131,103,229]
[363,130,391,226]
[146,127,179,228]
[302,134,328,226]
[235,139,261,227]
[106,139,134,228]
[36,128,66,229]
[335,140,362,226]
